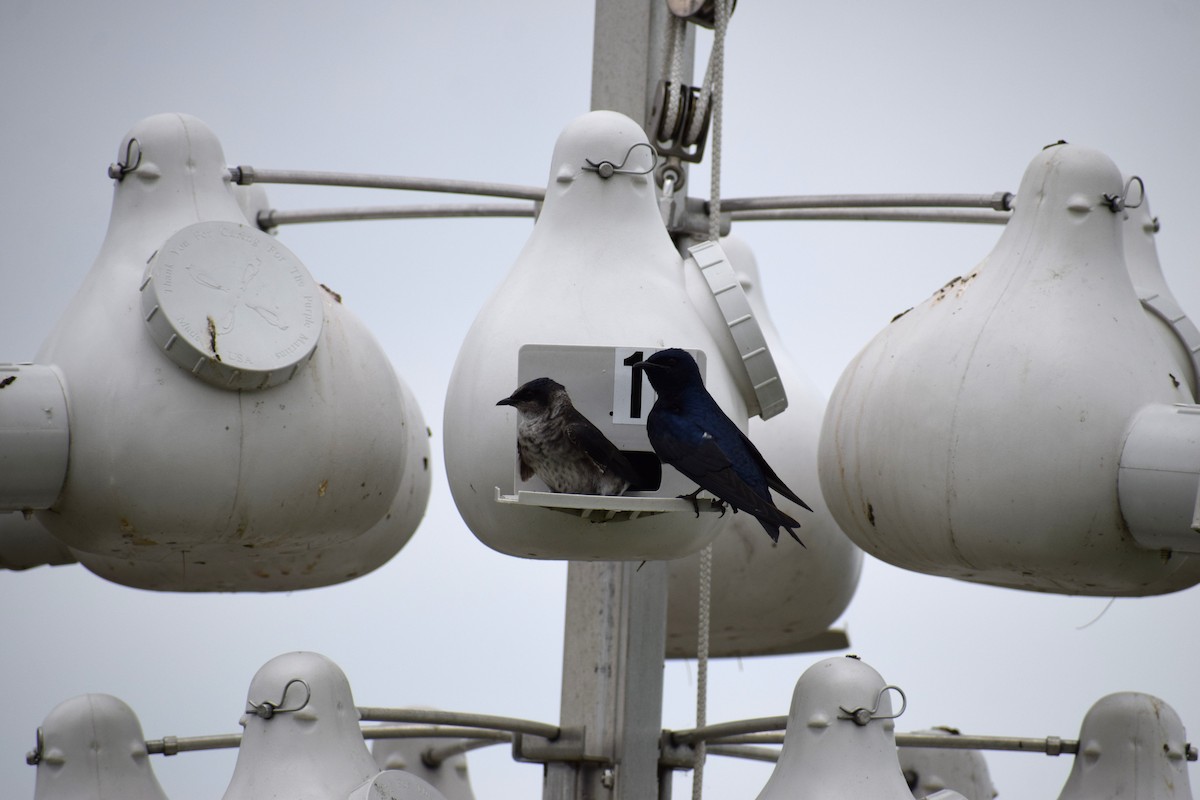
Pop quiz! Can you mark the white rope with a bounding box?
[686,55,714,147]
[706,0,731,242]
[692,543,714,800]
[694,7,731,798]
[662,14,687,139]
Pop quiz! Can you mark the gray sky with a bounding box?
[2,1,1199,798]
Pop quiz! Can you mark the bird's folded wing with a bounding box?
[655,429,787,520]
[566,414,641,484]
[516,439,535,481]
[737,428,814,512]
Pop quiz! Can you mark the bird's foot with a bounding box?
[677,488,705,518]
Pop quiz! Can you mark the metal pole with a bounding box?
[230,167,543,201]
[541,5,689,798]
[730,208,1011,225]
[719,192,1014,212]
[259,203,536,227]
[549,560,670,798]
[357,707,560,739]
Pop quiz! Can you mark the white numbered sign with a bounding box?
[515,344,705,448]
[611,347,656,426]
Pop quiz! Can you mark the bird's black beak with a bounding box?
[634,361,664,372]
[496,395,516,407]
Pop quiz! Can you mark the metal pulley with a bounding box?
[648,79,710,163]
[666,0,738,29]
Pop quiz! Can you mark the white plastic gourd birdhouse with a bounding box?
[1057,692,1193,800]
[31,694,169,800]
[444,110,785,561]
[666,235,862,658]
[898,728,998,800]
[223,651,418,800]
[819,142,1200,596]
[24,113,430,591]
[370,717,477,800]
[757,655,965,800]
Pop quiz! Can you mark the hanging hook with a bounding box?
[583,141,658,179]
[25,727,44,766]
[1104,175,1145,212]
[246,678,311,720]
[837,684,907,726]
[107,137,142,181]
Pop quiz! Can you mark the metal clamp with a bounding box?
[1104,175,1145,212]
[108,137,142,181]
[838,685,907,726]
[511,726,589,764]
[246,678,311,720]
[25,727,43,766]
[583,142,657,179]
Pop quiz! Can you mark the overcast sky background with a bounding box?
[2,1,1199,798]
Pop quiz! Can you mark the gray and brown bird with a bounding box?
[497,377,641,496]
[638,348,812,544]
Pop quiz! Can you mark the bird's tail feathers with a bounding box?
[769,477,814,513]
[755,507,806,547]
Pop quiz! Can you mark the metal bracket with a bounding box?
[511,727,595,765]
[662,195,729,239]
[659,730,697,769]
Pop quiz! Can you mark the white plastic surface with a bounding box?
[1119,404,1200,553]
[0,511,76,570]
[139,220,322,390]
[32,113,430,590]
[1122,182,1200,400]
[756,656,960,800]
[233,182,272,231]
[666,235,862,658]
[348,771,450,800]
[899,728,998,800]
[370,717,477,800]
[32,694,169,800]
[686,240,787,419]
[1057,692,1193,800]
[0,363,68,510]
[494,486,721,521]
[443,110,750,561]
[819,143,1200,596]
[223,652,382,800]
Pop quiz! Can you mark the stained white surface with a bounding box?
[820,143,1200,595]
[2,2,1199,799]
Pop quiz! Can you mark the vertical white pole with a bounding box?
[543,3,695,799]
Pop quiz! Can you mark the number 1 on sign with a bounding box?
[612,347,655,425]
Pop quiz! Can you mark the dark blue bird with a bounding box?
[497,377,641,496]
[637,348,811,544]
